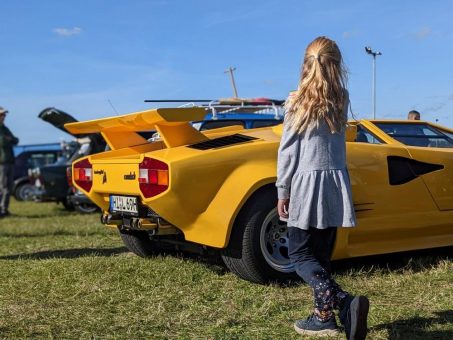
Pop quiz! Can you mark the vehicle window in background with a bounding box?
[355,125,383,144]
[26,153,58,168]
[251,120,282,128]
[440,129,453,140]
[200,120,245,131]
[375,122,453,148]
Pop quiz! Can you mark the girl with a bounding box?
[276,37,369,339]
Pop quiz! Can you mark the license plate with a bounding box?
[110,195,138,214]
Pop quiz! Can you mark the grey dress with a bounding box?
[276,107,356,230]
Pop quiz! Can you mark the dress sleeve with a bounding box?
[343,89,350,119]
[276,117,300,199]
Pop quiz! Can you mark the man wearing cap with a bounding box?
[0,107,19,217]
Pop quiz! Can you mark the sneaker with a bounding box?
[339,295,369,340]
[294,314,339,336]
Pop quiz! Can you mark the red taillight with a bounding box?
[66,167,73,188]
[73,158,93,192]
[138,157,169,198]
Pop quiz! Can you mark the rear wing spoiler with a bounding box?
[65,107,208,150]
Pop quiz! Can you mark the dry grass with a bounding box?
[0,200,452,339]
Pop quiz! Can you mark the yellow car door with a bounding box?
[333,129,439,259]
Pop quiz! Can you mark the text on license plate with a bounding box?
[110,195,138,214]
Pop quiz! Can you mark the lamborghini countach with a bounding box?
[66,105,453,283]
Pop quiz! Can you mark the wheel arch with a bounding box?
[13,176,29,192]
[224,182,277,251]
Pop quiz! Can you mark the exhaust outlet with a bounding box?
[138,218,157,229]
[101,213,122,226]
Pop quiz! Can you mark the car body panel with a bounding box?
[68,109,453,257]
[404,147,453,210]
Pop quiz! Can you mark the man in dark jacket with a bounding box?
[0,106,19,217]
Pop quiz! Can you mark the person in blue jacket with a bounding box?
[0,106,19,217]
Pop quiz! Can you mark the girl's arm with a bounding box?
[276,118,300,199]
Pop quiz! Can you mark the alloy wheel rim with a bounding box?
[259,207,294,273]
[20,184,35,201]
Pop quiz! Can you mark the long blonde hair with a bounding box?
[286,36,348,134]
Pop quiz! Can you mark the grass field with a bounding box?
[0,200,452,339]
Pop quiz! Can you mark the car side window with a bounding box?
[355,125,382,144]
[375,122,453,148]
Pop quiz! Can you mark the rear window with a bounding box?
[251,120,282,128]
[200,120,245,131]
[375,123,453,148]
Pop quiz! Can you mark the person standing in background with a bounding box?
[407,110,421,120]
[0,107,19,218]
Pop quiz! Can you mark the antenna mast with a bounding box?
[224,66,239,98]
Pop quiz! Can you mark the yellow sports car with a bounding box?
[66,107,453,283]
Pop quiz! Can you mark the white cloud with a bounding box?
[342,30,359,39]
[53,27,82,37]
[415,27,432,40]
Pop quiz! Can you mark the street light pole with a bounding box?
[224,67,239,98]
[365,46,382,119]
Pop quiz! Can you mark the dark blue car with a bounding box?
[13,143,62,201]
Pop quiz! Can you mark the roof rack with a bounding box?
[144,98,285,120]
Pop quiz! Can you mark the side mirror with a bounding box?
[346,125,357,142]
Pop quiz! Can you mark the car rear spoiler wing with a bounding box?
[64,107,208,150]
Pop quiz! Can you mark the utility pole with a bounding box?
[224,67,239,98]
[365,46,382,119]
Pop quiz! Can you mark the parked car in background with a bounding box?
[30,108,105,212]
[13,143,62,201]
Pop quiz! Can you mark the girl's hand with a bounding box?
[277,199,289,220]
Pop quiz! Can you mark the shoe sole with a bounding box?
[349,296,369,340]
[294,323,340,337]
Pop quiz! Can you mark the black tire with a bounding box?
[14,183,36,201]
[221,186,297,284]
[74,203,98,214]
[61,197,75,211]
[119,229,159,257]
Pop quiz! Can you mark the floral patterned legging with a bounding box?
[288,227,349,321]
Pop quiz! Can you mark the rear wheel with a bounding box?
[74,203,98,214]
[221,187,297,284]
[119,229,159,257]
[61,197,75,210]
[15,183,36,201]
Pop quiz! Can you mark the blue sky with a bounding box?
[1,0,453,144]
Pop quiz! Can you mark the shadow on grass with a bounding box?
[331,246,452,276]
[124,245,453,281]
[9,211,83,219]
[0,246,228,274]
[151,248,229,276]
[0,230,105,238]
[0,247,128,260]
[371,310,453,339]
